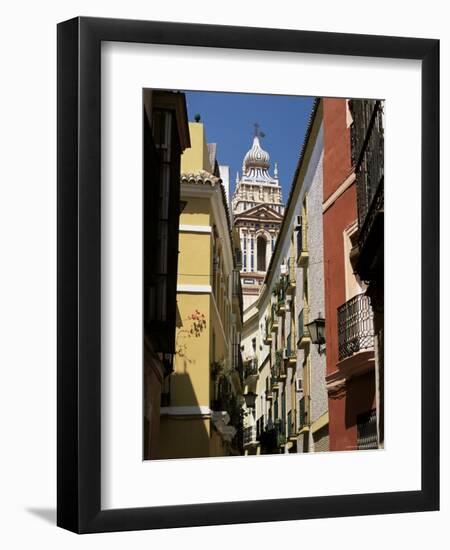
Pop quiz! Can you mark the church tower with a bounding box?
[232,128,284,310]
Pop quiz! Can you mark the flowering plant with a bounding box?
[186,309,207,337]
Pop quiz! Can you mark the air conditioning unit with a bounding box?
[280,263,287,275]
[295,378,303,392]
[282,348,289,360]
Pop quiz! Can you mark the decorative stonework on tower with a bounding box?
[232,129,284,310]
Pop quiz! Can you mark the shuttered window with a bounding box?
[299,397,306,429]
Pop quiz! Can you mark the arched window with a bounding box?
[257,236,266,271]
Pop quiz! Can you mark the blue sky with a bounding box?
[183,91,315,202]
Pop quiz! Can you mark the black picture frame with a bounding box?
[57,16,439,533]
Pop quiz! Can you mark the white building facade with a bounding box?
[241,101,329,455]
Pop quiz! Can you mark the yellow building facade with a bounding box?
[158,122,244,459]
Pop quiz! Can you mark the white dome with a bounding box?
[243,136,270,172]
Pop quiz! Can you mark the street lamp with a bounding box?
[306,313,326,354]
[243,391,257,410]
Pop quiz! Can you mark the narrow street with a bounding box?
[143,92,384,459]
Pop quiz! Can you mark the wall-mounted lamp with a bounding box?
[306,313,326,355]
[243,391,257,410]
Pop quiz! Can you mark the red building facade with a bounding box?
[322,99,378,451]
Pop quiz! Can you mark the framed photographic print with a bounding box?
[57,16,439,533]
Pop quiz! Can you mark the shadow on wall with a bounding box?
[344,370,376,431]
[157,371,211,460]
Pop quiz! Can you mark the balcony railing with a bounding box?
[359,178,383,255]
[286,333,294,358]
[352,100,384,233]
[297,306,311,349]
[243,425,257,446]
[275,350,283,371]
[337,293,374,361]
[271,373,280,390]
[286,257,296,294]
[263,317,272,344]
[273,350,287,382]
[243,357,258,379]
[350,99,384,288]
[276,278,287,314]
[270,303,279,331]
[296,219,308,266]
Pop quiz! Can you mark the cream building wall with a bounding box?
[241,101,328,454]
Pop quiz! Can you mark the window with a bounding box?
[298,397,306,428]
[243,235,247,271]
[257,236,266,271]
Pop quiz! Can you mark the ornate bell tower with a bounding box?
[232,127,284,310]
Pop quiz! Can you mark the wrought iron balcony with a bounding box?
[243,357,258,379]
[263,317,272,345]
[270,303,279,331]
[243,425,257,447]
[298,396,308,430]
[271,372,280,392]
[275,349,283,371]
[287,410,298,440]
[297,306,311,349]
[275,279,287,314]
[296,219,308,267]
[337,293,374,361]
[357,180,384,284]
[350,99,384,284]
[286,257,296,295]
[285,333,296,364]
[351,100,384,232]
[276,353,287,380]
